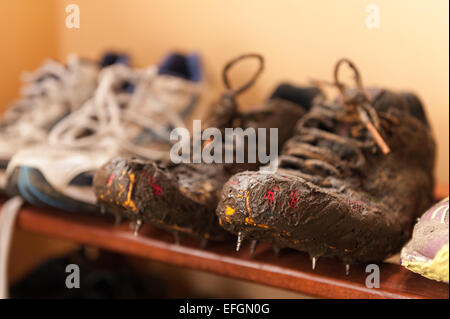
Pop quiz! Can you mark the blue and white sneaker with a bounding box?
[5,52,203,214]
[0,52,129,192]
[0,52,129,298]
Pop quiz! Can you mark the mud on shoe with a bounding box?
[217,58,436,267]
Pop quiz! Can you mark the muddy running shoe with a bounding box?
[217,58,436,269]
[4,52,202,213]
[0,54,114,192]
[94,54,321,242]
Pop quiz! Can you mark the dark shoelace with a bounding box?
[334,58,390,154]
[278,58,392,186]
[203,53,264,147]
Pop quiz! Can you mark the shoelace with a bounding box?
[48,63,197,160]
[203,53,264,152]
[279,58,391,185]
[0,55,90,143]
[333,58,390,154]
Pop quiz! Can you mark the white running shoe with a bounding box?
[0,53,125,191]
[4,52,203,213]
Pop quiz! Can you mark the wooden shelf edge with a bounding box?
[1,183,448,299]
[6,198,448,299]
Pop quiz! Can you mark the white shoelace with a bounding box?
[1,55,94,144]
[48,63,195,159]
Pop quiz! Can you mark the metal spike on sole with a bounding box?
[345,264,350,276]
[272,245,280,256]
[173,231,182,245]
[249,240,258,256]
[133,219,143,237]
[200,238,208,249]
[114,212,122,226]
[236,232,245,251]
[312,257,318,270]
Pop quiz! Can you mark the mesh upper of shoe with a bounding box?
[0,55,99,160]
[6,62,201,203]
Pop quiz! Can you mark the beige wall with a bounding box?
[0,0,58,111]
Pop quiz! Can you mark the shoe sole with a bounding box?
[7,166,98,214]
[94,157,231,241]
[217,170,413,263]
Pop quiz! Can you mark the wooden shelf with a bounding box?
[1,184,449,299]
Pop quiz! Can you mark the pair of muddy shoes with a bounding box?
[95,57,435,268]
[94,54,320,241]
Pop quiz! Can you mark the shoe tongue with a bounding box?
[36,73,61,83]
[119,81,135,94]
[368,88,429,126]
[157,53,202,82]
[269,83,321,110]
[99,52,129,68]
[401,92,429,125]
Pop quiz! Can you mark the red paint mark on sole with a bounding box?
[107,174,115,186]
